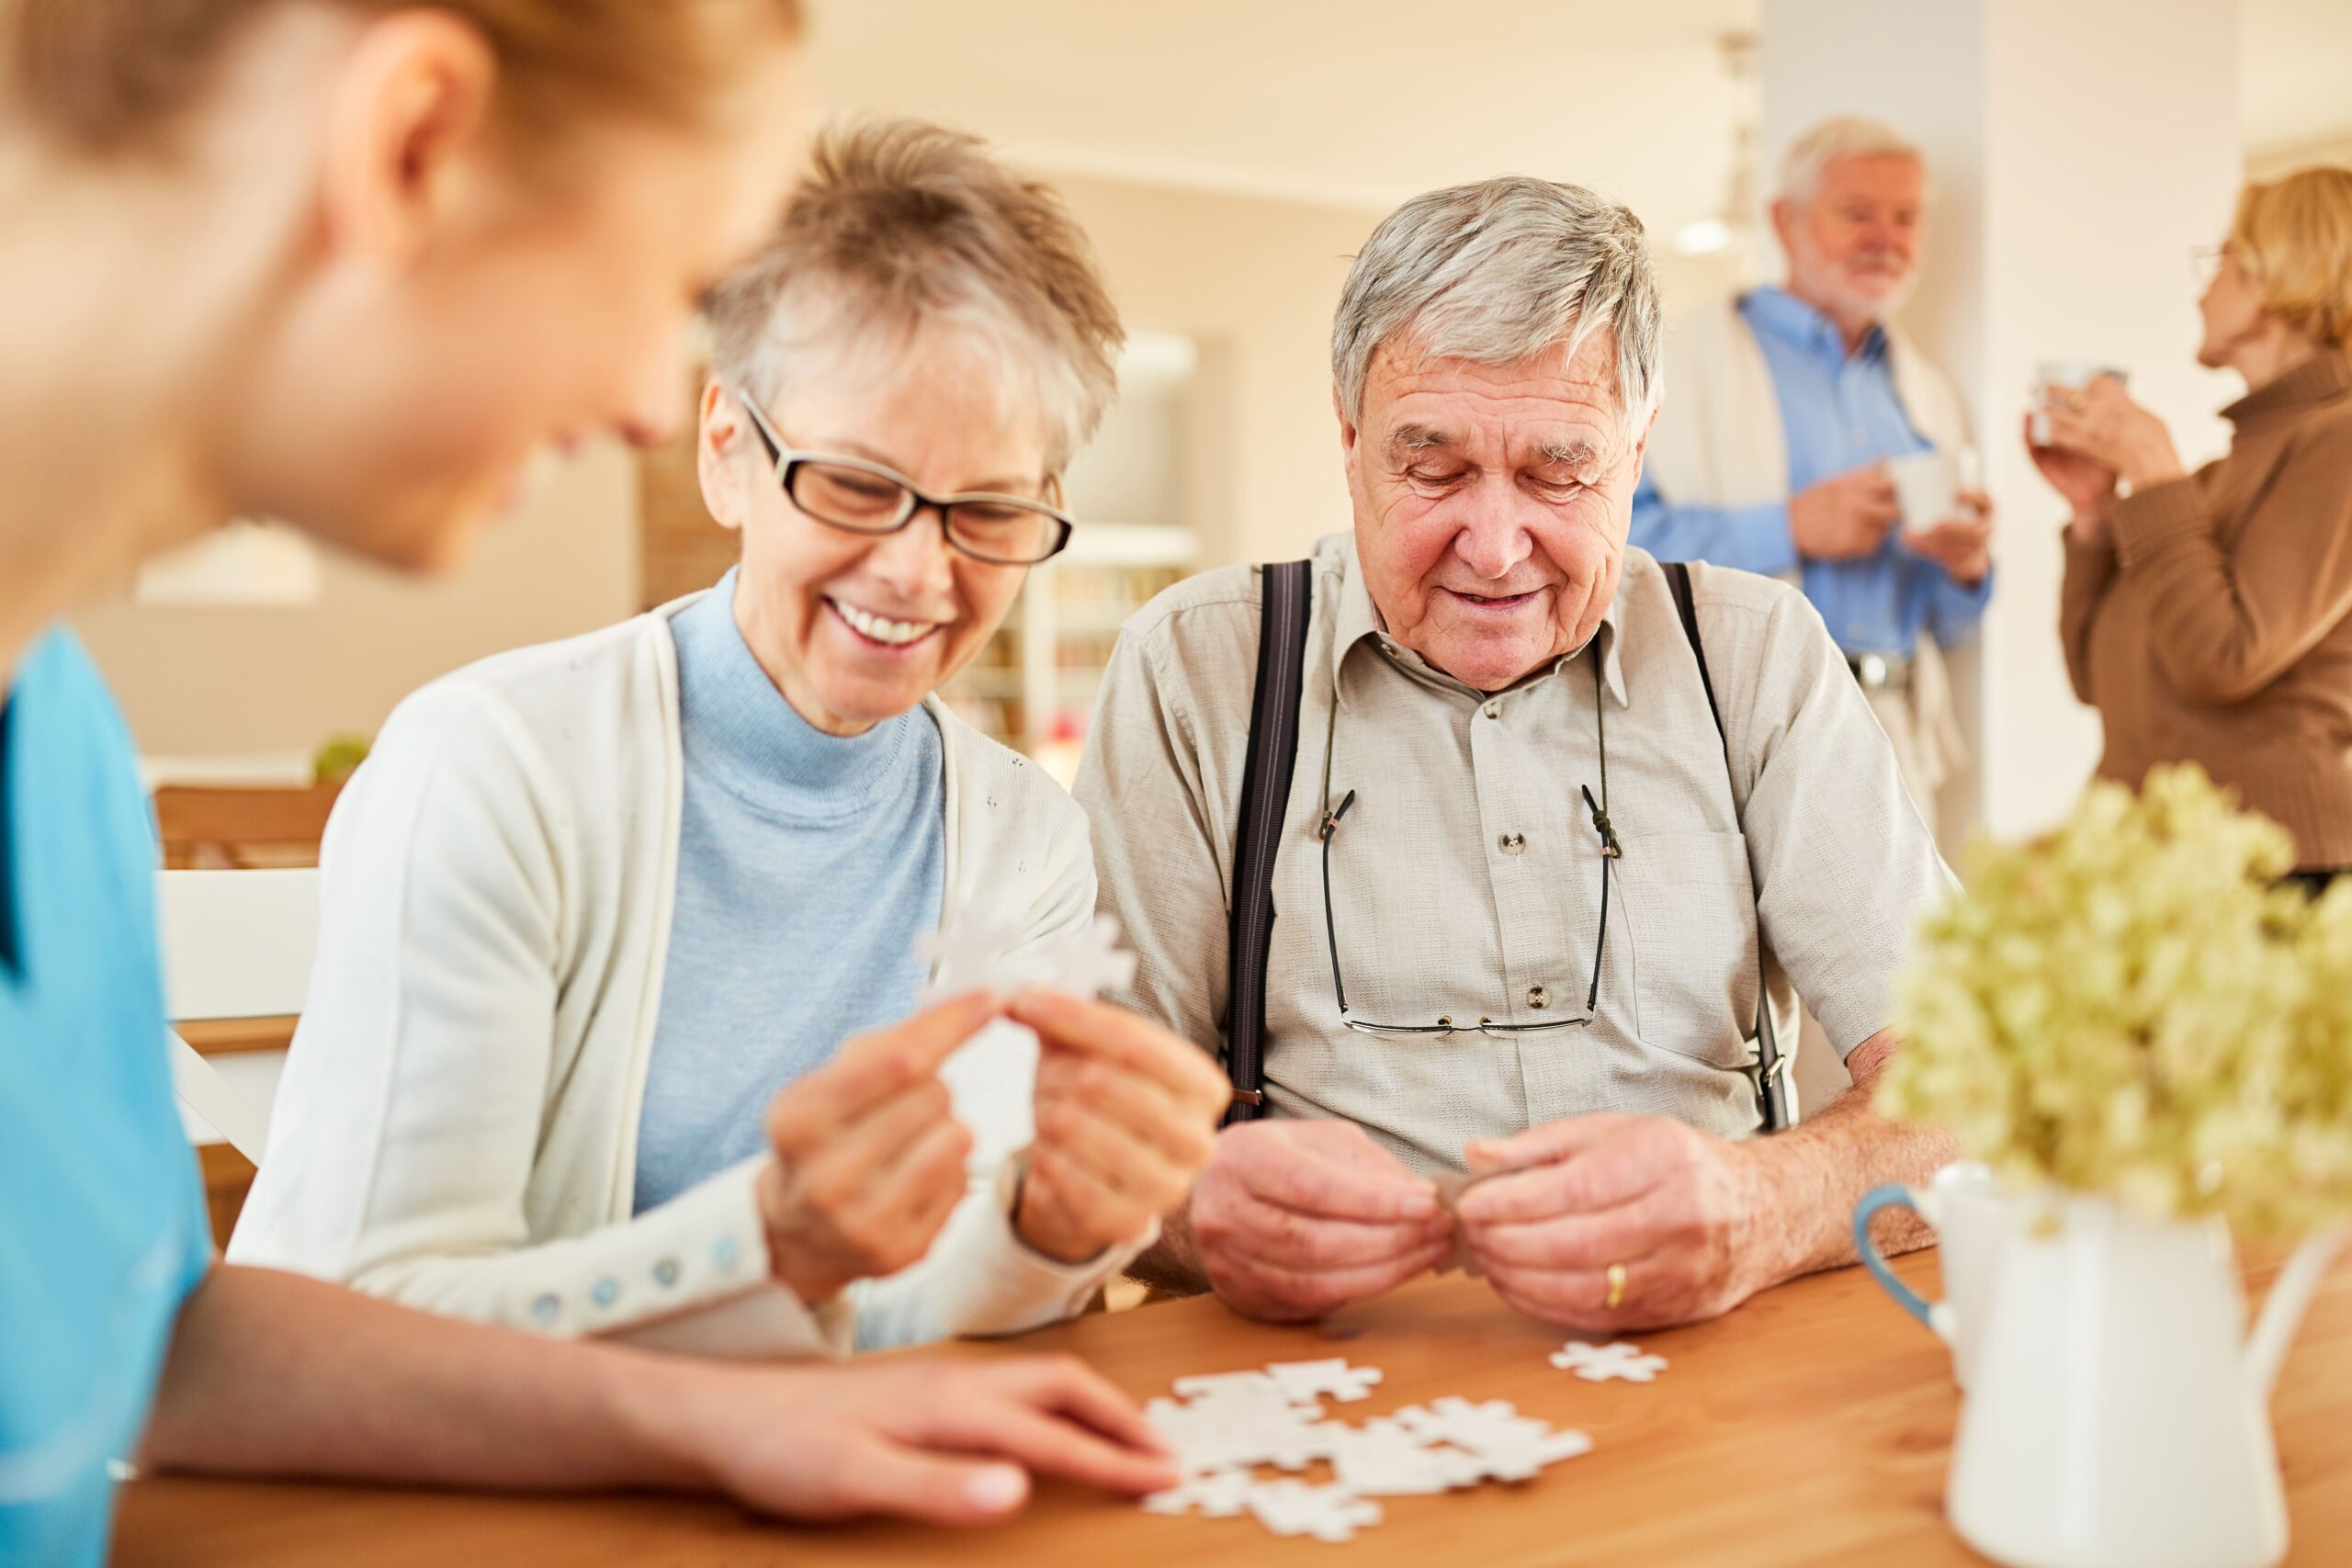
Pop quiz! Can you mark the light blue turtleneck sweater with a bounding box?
[631,571,946,1214]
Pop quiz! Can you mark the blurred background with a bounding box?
[87,0,2352,833]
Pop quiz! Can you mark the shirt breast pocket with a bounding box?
[1611,829,1760,1069]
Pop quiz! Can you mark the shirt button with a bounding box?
[1528,985,1550,1010]
[1482,702,1501,720]
[1498,832,1526,855]
[712,1236,741,1271]
[653,1258,681,1289]
[591,1277,620,1309]
[530,1292,560,1325]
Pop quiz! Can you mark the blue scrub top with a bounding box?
[0,630,213,1568]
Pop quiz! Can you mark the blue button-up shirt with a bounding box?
[1629,287,1990,656]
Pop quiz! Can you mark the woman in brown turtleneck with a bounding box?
[2035,166,2352,884]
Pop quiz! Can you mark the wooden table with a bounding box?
[113,1248,2352,1566]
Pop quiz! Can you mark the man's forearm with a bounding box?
[1732,1032,1953,1290]
[1123,1203,1209,1295]
[141,1263,709,1494]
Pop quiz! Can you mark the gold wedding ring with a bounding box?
[1604,1261,1627,1310]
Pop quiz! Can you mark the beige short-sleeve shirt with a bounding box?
[1076,533,1953,1175]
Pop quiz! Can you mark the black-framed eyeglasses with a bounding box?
[1316,654,1623,1040]
[732,385,1076,566]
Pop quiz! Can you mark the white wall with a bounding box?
[74,442,639,758]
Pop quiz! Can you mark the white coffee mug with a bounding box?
[1889,448,1963,534]
[2030,360,2127,445]
[1853,1160,2012,1388]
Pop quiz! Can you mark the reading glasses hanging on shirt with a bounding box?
[1317,656,1623,1039]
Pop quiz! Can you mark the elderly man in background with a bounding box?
[1078,174,1957,1334]
[1630,117,1993,825]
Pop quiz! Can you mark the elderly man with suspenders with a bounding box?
[1076,175,1961,1332]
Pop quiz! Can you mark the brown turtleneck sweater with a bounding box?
[2061,349,2352,868]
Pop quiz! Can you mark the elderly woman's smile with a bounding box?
[826,596,944,648]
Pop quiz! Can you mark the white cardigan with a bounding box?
[228,592,1142,1358]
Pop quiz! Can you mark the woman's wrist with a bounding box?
[2120,428,2186,492]
[583,1341,728,1495]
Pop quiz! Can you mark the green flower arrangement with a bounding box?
[1878,763,2352,1237]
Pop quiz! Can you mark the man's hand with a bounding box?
[1188,1120,1453,1322]
[1455,1114,1763,1331]
[1007,991,1232,1264]
[1790,463,1900,560]
[758,993,995,1305]
[1903,489,1994,585]
[657,1353,1179,1527]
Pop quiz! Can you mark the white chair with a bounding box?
[159,867,320,1164]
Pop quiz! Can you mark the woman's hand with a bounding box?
[1006,991,1234,1265]
[650,1352,1179,1525]
[2025,411,2120,546]
[2036,376,2184,493]
[757,993,997,1304]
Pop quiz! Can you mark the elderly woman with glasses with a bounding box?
[2039,166,2352,886]
[229,120,1230,1359]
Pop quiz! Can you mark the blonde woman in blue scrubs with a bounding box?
[0,4,1177,1562]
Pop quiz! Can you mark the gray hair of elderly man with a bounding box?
[703,117,1125,475]
[1776,115,1928,209]
[1330,175,1665,451]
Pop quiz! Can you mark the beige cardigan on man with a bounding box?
[2062,350,2352,868]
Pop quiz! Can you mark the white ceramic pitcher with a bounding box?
[1853,1162,2010,1387]
[1943,1195,2344,1568]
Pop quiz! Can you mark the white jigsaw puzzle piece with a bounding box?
[1170,1370,1287,1404]
[1392,1397,1593,1483]
[914,908,1027,1004]
[1265,1358,1385,1405]
[1028,913,1138,999]
[918,908,1138,1006]
[1549,1339,1669,1383]
[1142,1468,1255,1518]
[1245,1479,1385,1543]
[1148,1387,1340,1474]
[1327,1418,1487,1496]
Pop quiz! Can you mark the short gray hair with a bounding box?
[1331,175,1663,446]
[1777,116,1925,209]
[704,118,1124,473]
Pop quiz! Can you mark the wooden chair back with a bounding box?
[154,783,343,869]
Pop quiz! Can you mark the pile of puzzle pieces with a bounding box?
[1141,1358,1596,1543]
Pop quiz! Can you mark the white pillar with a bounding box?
[1758,0,2244,841]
